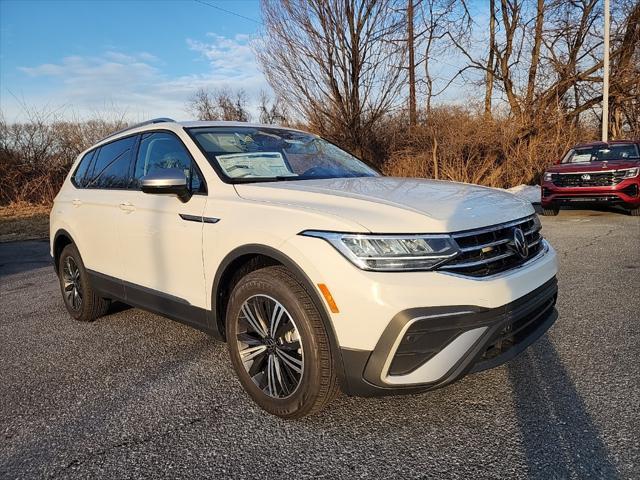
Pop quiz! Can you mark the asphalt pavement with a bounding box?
[1,208,639,479]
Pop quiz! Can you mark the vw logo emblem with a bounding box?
[510,228,529,259]
[581,173,591,180]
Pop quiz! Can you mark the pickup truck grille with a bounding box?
[439,215,544,278]
[552,171,626,187]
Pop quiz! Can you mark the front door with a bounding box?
[117,131,208,313]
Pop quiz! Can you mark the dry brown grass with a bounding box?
[381,107,597,188]
[0,202,50,242]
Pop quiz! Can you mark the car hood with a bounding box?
[546,160,640,173]
[234,177,534,233]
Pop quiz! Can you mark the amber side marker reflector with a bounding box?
[318,283,340,313]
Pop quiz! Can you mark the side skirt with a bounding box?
[87,270,215,335]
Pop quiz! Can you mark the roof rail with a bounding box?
[99,117,176,142]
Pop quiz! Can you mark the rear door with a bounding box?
[117,130,208,311]
[70,135,137,281]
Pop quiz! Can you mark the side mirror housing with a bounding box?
[140,168,191,202]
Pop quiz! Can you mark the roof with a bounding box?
[93,119,307,151]
[574,140,639,148]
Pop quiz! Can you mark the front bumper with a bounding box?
[541,178,640,207]
[340,276,558,396]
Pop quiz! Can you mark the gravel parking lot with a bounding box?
[1,209,639,479]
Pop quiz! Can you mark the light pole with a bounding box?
[602,0,610,142]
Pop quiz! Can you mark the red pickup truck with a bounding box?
[541,140,640,216]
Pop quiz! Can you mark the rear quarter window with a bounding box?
[71,150,96,188]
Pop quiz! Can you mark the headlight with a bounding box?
[543,172,555,181]
[622,167,639,178]
[300,231,459,271]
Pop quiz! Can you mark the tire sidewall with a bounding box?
[226,270,325,418]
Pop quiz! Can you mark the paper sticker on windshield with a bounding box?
[215,152,297,178]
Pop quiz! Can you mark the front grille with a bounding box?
[552,171,626,187]
[387,277,558,377]
[479,292,556,362]
[439,215,544,278]
[622,184,639,197]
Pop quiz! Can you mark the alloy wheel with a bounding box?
[62,256,83,311]
[236,294,304,399]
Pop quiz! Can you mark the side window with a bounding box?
[72,150,95,188]
[87,136,137,189]
[134,132,205,193]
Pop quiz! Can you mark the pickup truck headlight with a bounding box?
[622,167,639,178]
[300,231,459,271]
[543,172,555,181]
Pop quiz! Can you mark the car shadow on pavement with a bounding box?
[507,336,619,479]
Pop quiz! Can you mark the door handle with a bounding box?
[72,199,82,207]
[119,202,136,213]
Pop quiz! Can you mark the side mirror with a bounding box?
[140,168,191,202]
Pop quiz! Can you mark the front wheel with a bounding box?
[542,206,560,216]
[628,206,640,216]
[226,266,338,418]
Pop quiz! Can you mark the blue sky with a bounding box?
[0,0,266,121]
[0,0,490,123]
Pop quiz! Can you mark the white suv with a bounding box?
[50,119,558,418]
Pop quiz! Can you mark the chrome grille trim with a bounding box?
[449,215,540,238]
[442,251,515,269]
[439,215,544,277]
[459,238,510,252]
[551,170,627,187]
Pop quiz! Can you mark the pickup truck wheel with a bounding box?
[542,207,560,216]
[58,244,110,322]
[226,265,338,418]
[629,207,640,216]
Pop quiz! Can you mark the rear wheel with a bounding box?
[58,244,110,321]
[226,266,338,418]
[542,206,560,216]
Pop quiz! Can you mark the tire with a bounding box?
[629,207,640,216]
[542,206,560,216]
[58,244,110,322]
[226,265,338,418]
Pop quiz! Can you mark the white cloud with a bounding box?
[4,34,269,122]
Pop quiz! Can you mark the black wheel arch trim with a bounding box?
[211,243,349,391]
[52,228,77,274]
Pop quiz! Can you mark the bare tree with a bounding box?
[443,0,639,139]
[188,87,250,122]
[189,88,218,121]
[484,0,497,116]
[413,0,469,117]
[407,0,417,126]
[608,0,640,138]
[256,0,407,161]
[258,91,289,125]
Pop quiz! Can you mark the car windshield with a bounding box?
[561,144,639,163]
[186,126,379,182]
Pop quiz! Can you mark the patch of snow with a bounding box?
[506,184,541,204]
